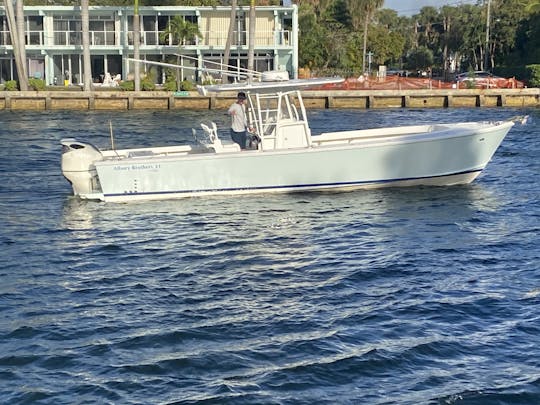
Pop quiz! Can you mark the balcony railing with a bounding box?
[53,30,115,46]
[130,29,291,47]
[27,31,44,45]
[200,30,291,47]
[1,29,291,48]
[1,30,45,46]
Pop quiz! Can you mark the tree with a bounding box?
[489,0,529,70]
[3,0,28,90]
[247,0,256,79]
[15,0,27,89]
[377,9,416,66]
[526,0,540,12]
[223,0,238,80]
[345,0,364,31]
[367,25,405,66]
[358,0,384,73]
[298,3,327,69]
[416,7,440,46]
[406,45,433,73]
[81,0,92,91]
[159,16,202,90]
[513,5,540,64]
[456,4,484,71]
[439,5,461,78]
[134,0,140,91]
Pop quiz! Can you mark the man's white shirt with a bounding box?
[228,102,247,132]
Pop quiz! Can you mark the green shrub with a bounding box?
[163,80,177,92]
[181,80,196,91]
[119,80,134,91]
[526,64,540,87]
[118,78,157,91]
[29,78,46,91]
[4,80,18,91]
[141,77,155,91]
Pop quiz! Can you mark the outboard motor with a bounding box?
[61,138,103,196]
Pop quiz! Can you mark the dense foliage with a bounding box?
[295,0,540,82]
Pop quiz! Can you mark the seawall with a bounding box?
[1,88,538,110]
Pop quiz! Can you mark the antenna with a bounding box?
[126,57,262,80]
[175,54,262,78]
[109,120,115,150]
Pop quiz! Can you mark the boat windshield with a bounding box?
[248,91,303,135]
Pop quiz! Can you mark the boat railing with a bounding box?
[101,144,198,159]
[312,125,436,146]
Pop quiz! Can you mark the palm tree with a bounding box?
[15,0,27,89]
[346,0,365,31]
[247,0,256,80]
[160,16,202,91]
[133,0,140,91]
[223,0,238,80]
[3,0,28,90]
[81,0,92,91]
[526,0,540,12]
[358,0,384,74]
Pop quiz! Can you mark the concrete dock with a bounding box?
[1,88,538,110]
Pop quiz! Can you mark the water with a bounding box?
[1,107,539,404]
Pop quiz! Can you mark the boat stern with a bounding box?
[61,138,103,197]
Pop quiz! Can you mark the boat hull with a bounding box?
[88,122,512,202]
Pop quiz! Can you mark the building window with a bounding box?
[27,16,43,45]
[0,17,10,46]
[53,15,114,46]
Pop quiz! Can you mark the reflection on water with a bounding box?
[59,181,506,279]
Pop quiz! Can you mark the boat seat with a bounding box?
[200,122,240,153]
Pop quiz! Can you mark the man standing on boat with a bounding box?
[228,92,249,149]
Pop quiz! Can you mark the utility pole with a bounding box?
[484,0,491,71]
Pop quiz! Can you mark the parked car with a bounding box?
[455,71,500,87]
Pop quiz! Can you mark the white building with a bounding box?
[0,4,298,86]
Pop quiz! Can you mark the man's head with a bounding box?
[237,92,247,102]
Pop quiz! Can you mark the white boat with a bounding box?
[61,71,522,203]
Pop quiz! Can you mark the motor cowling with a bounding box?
[61,138,103,195]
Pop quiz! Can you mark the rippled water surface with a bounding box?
[1,107,539,404]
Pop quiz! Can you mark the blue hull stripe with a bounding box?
[104,169,482,198]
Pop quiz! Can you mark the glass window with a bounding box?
[89,21,104,31]
[69,31,81,45]
[94,32,105,45]
[28,32,41,45]
[105,32,115,45]
[28,16,43,30]
[0,58,13,83]
[143,16,156,31]
[70,20,82,31]
[54,20,69,31]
